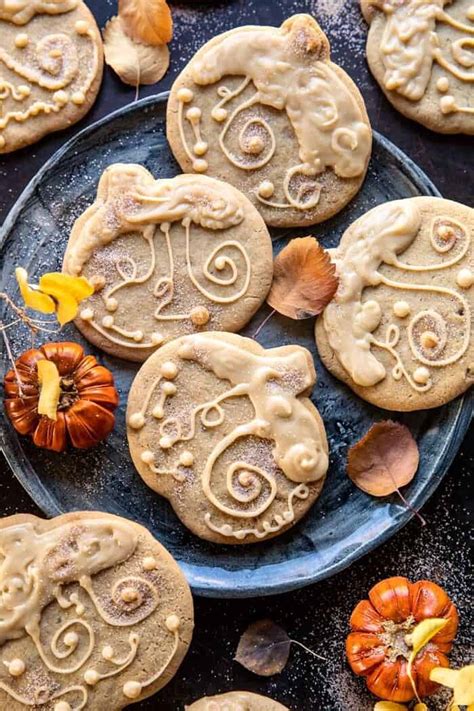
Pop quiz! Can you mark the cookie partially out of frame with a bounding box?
[315,197,474,411]
[187,691,289,711]
[63,164,273,362]
[127,332,329,544]
[167,14,372,228]
[0,511,193,710]
[361,0,474,134]
[0,0,103,153]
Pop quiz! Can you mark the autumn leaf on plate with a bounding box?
[347,421,419,497]
[234,619,290,676]
[267,236,338,320]
[103,16,170,87]
[119,0,173,46]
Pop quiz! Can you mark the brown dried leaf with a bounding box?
[347,421,419,497]
[267,236,338,319]
[119,0,173,46]
[103,16,170,87]
[234,619,290,676]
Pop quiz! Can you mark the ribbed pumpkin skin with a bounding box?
[346,576,458,702]
[4,342,119,452]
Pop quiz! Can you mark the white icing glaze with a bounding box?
[176,14,370,211]
[322,200,472,394]
[368,0,474,114]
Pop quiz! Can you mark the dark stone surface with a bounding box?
[0,1,472,709]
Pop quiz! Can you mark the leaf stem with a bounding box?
[1,326,24,398]
[253,308,276,339]
[290,638,326,661]
[394,487,426,527]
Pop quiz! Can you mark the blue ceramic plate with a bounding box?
[0,93,471,598]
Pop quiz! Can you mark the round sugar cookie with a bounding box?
[63,164,273,362]
[187,691,289,711]
[315,197,474,411]
[167,14,372,228]
[0,511,193,710]
[0,0,103,153]
[361,0,474,135]
[127,332,329,544]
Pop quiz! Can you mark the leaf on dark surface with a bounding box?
[234,619,291,676]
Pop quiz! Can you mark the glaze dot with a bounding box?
[467,5,474,21]
[190,305,210,326]
[49,48,63,59]
[80,307,94,321]
[132,330,143,342]
[0,136,6,149]
[193,158,208,173]
[143,556,157,571]
[159,435,173,450]
[244,136,264,154]
[413,367,430,385]
[129,413,145,430]
[8,659,25,677]
[165,614,180,632]
[258,180,275,198]
[211,107,227,122]
[152,405,164,419]
[456,268,473,289]
[161,361,178,379]
[54,703,72,711]
[440,95,456,114]
[421,331,439,349]
[436,77,449,93]
[193,140,208,156]
[121,587,138,603]
[75,20,89,34]
[393,300,411,318]
[162,381,177,396]
[177,87,193,103]
[106,297,118,312]
[186,106,201,121]
[151,332,164,346]
[102,645,114,660]
[179,451,194,467]
[71,91,85,105]
[215,256,226,270]
[123,681,142,699]
[15,33,28,48]
[84,669,100,686]
[90,274,105,290]
[140,450,155,464]
[102,315,114,328]
[64,632,78,647]
[53,90,68,106]
[17,84,30,97]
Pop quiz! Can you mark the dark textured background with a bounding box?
[0,1,472,709]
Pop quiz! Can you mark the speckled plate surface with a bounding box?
[0,93,471,598]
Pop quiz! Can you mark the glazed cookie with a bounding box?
[186,691,289,711]
[315,197,474,411]
[127,332,329,544]
[0,511,193,710]
[63,164,273,362]
[361,0,474,134]
[167,14,372,228]
[0,0,103,153]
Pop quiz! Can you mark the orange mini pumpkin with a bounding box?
[4,342,119,452]
[346,576,458,702]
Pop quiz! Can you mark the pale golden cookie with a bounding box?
[315,197,474,411]
[186,691,289,711]
[361,0,474,134]
[0,0,103,153]
[127,332,329,544]
[0,511,193,710]
[63,164,273,362]
[167,14,372,228]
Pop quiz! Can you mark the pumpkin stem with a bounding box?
[58,376,79,410]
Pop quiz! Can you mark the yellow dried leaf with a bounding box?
[267,236,338,319]
[39,272,94,325]
[103,16,170,87]
[16,267,55,314]
[119,0,172,46]
[373,702,408,711]
[407,618,449,700]
[431,665,474,706]
[37,360,60,421]
[414,705,429,711]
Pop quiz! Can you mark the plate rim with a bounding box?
[1,91,472,598]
